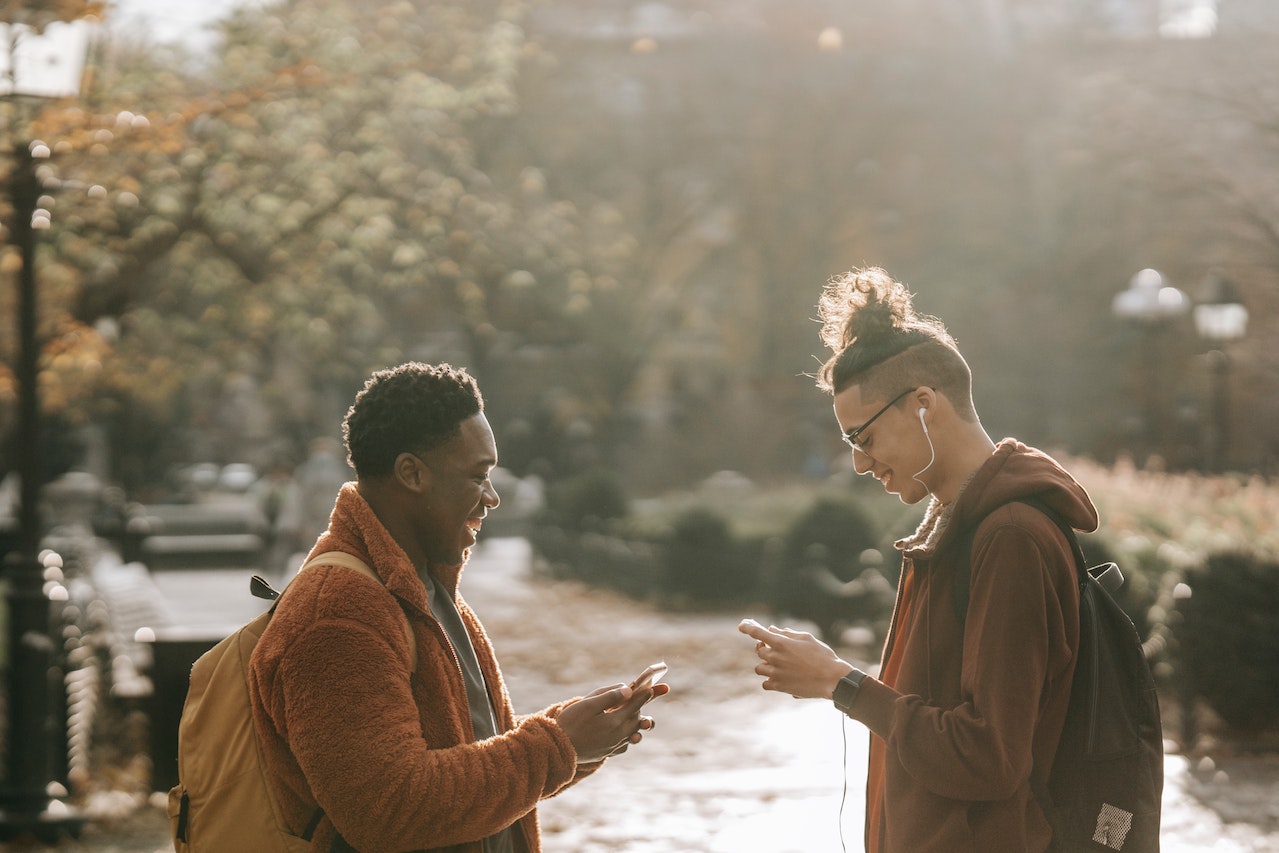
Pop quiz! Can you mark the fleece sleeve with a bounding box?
[273,615,578,851]
[518,703,605,792]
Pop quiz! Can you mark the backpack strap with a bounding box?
[301,551,418,672]
[951,495,1086,627]
[301,807,326,842]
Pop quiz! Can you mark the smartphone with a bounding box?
[629,661,668,692]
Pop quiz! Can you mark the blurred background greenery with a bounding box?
[2,0,1277,498]
[2,0,1278,767]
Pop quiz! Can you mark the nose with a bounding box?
[851,445,875,475]
[483,479,500,509]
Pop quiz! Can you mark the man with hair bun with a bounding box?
[741,268,1097,852]
[250,361,668,853]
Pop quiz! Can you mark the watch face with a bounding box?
[834,674,860,711]
[834,669,867,712]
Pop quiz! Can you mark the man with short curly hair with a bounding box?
[251,362,666,853]
[342,363,485,480]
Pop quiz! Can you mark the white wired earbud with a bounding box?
[913,406,935,487]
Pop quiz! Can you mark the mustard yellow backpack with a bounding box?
[167,551,413,852]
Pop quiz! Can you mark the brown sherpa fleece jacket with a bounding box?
[249,483,591,853]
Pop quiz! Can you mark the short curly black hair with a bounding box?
[342,362,484,479]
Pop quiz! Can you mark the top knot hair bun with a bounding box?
[814,267,959,395]
[818,267,919,354]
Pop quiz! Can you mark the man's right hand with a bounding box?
[738,618,853,700]
[556,682,668,764]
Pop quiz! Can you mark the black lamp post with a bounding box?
[1,17,91,840]
[1193,272,1248,472]
[1111,268,1190,465]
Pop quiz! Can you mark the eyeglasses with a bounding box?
[842,387,919,449]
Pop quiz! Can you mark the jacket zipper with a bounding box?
[415,607,476,741]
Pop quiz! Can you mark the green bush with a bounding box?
[780,497,879,581]
[767,497,889,642]
[663,508,758,605]
[532,505,762,605]
[1174,551,1279,734]
[540,468,630,532]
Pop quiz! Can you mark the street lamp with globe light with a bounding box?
[1,13,94,841]
[1111,268,1191,466]
[1193,272,1248,472]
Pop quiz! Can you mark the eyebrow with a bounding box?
[842,387,918,444]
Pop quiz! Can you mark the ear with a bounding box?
[393,452,429,493]
[912,387,937,419]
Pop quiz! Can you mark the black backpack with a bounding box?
[954,497,1163,853]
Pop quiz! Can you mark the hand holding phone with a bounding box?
[629,661,668,692]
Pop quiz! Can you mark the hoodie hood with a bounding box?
[899,438,1098,560]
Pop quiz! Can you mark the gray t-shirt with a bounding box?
[421,570,516,853]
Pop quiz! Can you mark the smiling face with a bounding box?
[411,413,500,568]
[833,385,932,505]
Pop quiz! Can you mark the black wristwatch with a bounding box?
[832,668,869,715]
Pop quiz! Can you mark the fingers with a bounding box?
[583,683,628,699]
[579,685,633,714]
[614,678,673,712]
[560,709,639,764]
[738,618,774,641]
[639,682,671,707]
[608,686,648,714]
[740,618,812,645]
[754,663,783,693]
[561,673,671,764]
[587,677,673,714]
[744,619,841,697]
[627,715,656,745]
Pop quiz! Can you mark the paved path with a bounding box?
[463,537,1279,853]
[21,536,1276,852]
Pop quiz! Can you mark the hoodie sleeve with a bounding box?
[852,506,1079,800]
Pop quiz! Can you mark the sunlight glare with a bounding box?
[1161,1,1217,38]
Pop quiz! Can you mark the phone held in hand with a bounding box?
[630,662,668,692]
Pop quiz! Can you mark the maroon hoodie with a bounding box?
[853,439,1098,853]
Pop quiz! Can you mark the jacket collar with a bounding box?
[897,438,1098,563]
[305,482,467,617]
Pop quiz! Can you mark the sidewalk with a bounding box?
[10,536,1274,852]
[465,537,1279,853]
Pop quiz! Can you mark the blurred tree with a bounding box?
[1,0,643,490]
[0,1,101,27]
[4,0,1277,498]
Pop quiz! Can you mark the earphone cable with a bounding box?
[838,713,849,853]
